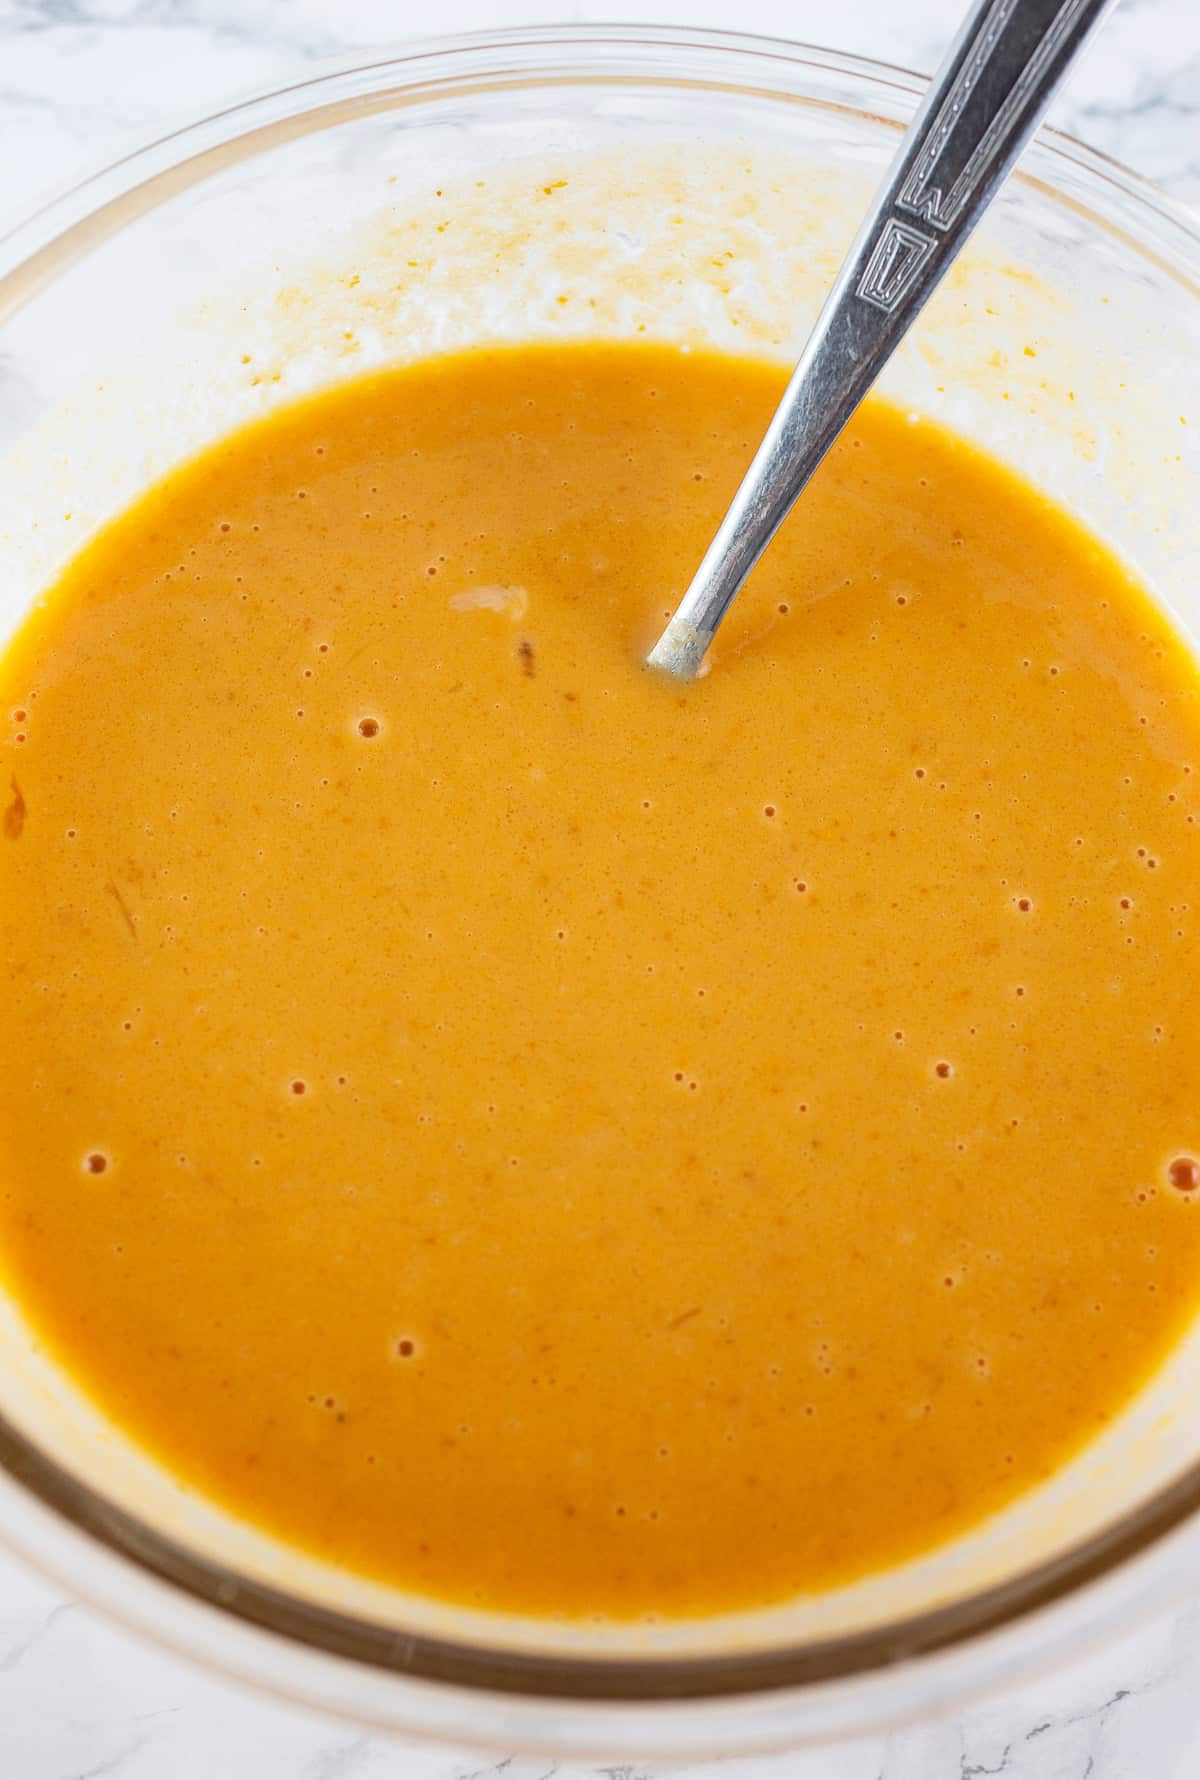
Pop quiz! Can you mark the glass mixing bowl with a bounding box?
[2,23,1200,1760]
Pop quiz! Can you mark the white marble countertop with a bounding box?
[3,0,1200,1774]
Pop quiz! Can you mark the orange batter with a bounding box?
[2,343,1200,1619]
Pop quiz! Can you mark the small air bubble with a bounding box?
[1168,1156,1200,1192]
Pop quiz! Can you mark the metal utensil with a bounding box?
[646,0,1118,679]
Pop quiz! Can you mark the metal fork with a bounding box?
[646,0,1118,679]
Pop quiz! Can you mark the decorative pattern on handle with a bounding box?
[898,0,1095,230]
[856,217,937,314]
[852,0,1098,315]
[897,0,1020,227]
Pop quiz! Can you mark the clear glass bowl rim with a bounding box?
[2,19,1200,1710]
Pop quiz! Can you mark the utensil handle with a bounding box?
[651,0,1116,673]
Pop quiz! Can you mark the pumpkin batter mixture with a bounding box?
[2,343,1200,1618]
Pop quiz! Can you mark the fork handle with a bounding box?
[647,0,1117,677]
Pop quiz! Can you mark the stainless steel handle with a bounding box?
[647,0,1118,678]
